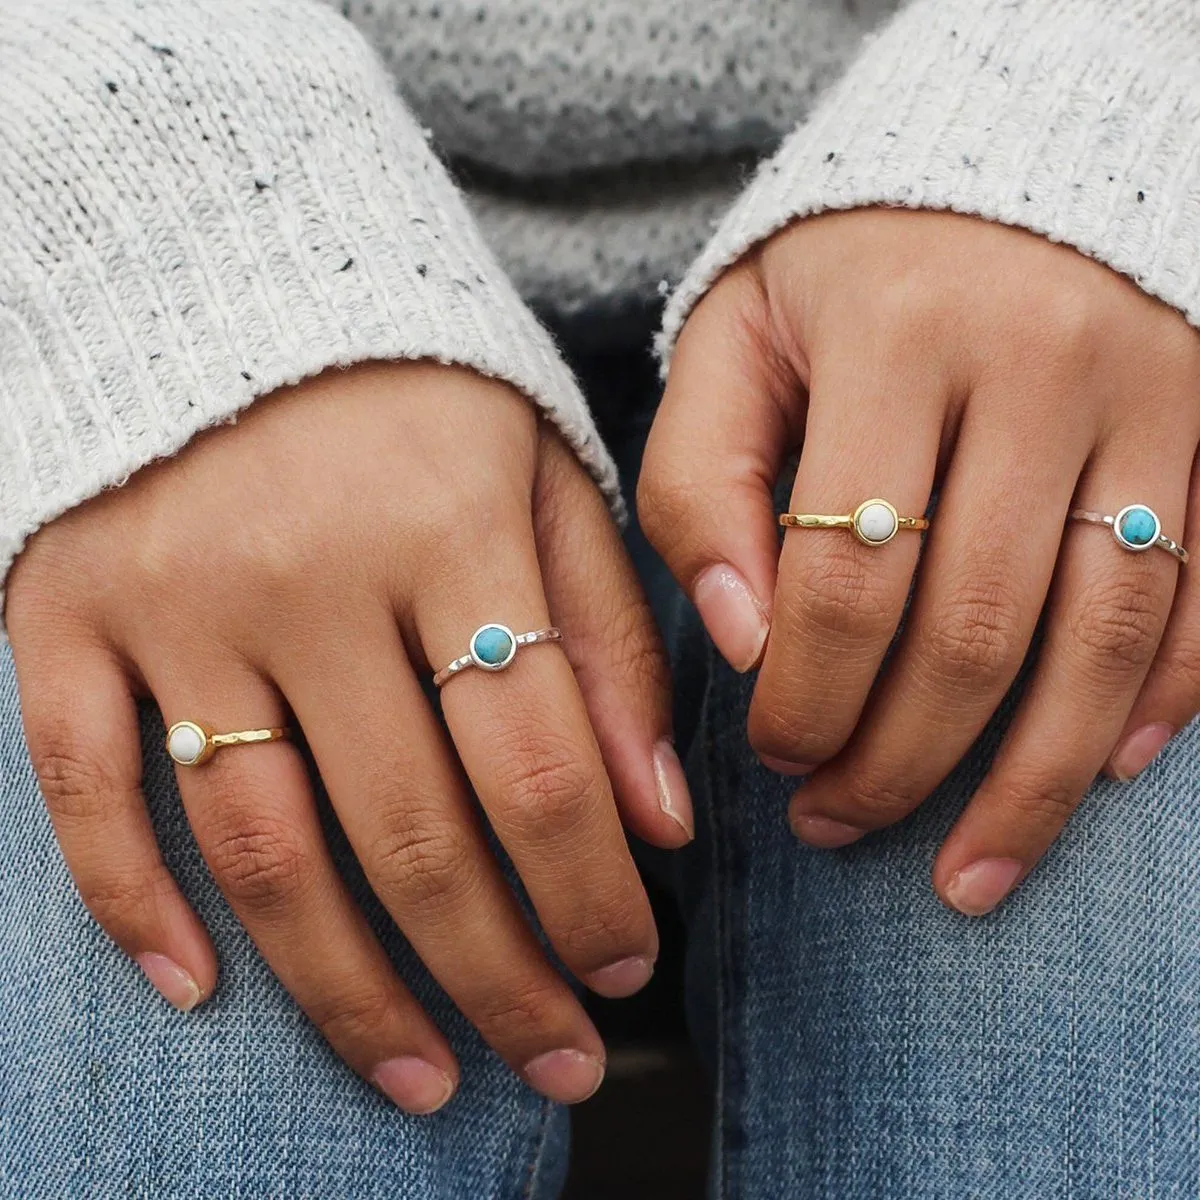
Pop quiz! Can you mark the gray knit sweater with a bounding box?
[2,0,1198,604]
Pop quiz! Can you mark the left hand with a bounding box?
[639,208,1200,916]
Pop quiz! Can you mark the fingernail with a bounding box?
[653,739,695,840]
[372,1057,455,1115]
[944,858,1024,917]
[585,955,655,999]
[136,952,201,1012]
[791,814,864,848]
[760,755,818,777]
[1109,722,1174,782]
[693,564,769,672]
[522,1049,605,1104]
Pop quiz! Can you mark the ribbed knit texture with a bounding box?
[3,0,1200,609]
[662,0,1200,359]
[0,0,619,612]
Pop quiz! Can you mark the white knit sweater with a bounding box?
[1,0,1198,607]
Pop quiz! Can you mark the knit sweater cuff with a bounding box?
[0,0,617,611]
[660,0,1200,359]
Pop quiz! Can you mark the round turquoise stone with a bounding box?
[472,625,515,666]
[1119,506,1158,547]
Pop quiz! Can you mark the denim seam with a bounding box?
[705,708,728,1200]
[707,659,750,1200]
[520,1097,557,1200]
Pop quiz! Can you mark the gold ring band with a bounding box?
[780,498,929,547]
[166,720,290,767]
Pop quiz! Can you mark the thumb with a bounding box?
[639,260,800,672]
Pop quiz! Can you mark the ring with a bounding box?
[166,721,290,767]
[779,498,929,547]
[1069,504,1189,564]
[433,623,562,688]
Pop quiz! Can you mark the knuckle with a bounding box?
[560,891,648,962]
[748,695,844,764]
[31,733,120,823]
[1025,279,1104,365]
[76,866,176,933]
[995,770,1079,827]
[1069,576,1165,674]
[474,978,565,1037]
[491,738,601,839]
[863,269,944,338]
[204,812,311,910]
[832,770,919,827]
[1155,634,1200,694]
[371,811,471,909]
[310,986,397,1047]
[782,542,896,644]
[920,573,1025,687]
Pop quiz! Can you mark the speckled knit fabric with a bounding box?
[2,0,1199,605]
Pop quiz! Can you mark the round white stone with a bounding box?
[168,724,206,765]
[856,503,898,544]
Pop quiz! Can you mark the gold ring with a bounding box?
[779,498,929,546]
[166,720,290,767]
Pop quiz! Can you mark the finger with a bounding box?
[274,607,608,1106]
[535,428,692,847]
[151,658,458,1114]
[1107,444,1200,780]
[411,519,659,1004]
[789,393,1087,847]
[747,334,943,771]
[639,261,788,672]
[8,627,216,1011]
[934,439,1193,917]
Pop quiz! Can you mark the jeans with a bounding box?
[2,350,1198,1196]
[0,642,570,1200]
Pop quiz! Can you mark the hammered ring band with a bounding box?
[167,721,290,768]
[433,623,563,688]
[780,498,929,547]
[1069,503,1188,565]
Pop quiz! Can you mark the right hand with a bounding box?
[6,360,690,1113]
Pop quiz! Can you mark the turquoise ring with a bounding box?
[1070,504,1189,564]
[433,624,563,688]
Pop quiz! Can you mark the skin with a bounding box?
[6,360,695,1114]
[641,209,1200,919]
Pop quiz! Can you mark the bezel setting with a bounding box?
[851,498,900,547]
[469,623,518,672]
[1113,503,1161,553]
[166,720,213,767]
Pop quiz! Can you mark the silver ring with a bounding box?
[1069,504,1188,564]
[433,624,562,688]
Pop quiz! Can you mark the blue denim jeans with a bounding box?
[2,374,1198,1197]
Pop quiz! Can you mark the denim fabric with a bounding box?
[0,643,569,1199]
[680,626,1200,1198]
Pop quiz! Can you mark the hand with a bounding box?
[7,360,691,1112]
[640,209,1200,916]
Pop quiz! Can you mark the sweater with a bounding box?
[2,0,1199,612]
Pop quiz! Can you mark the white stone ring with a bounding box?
[1070,504,1189,564]
[166,720,290,767]
[433,624,562,688]
[779,498,930,547]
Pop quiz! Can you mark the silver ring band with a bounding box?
[1069,504,1188,565]
[433,624,562,688]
